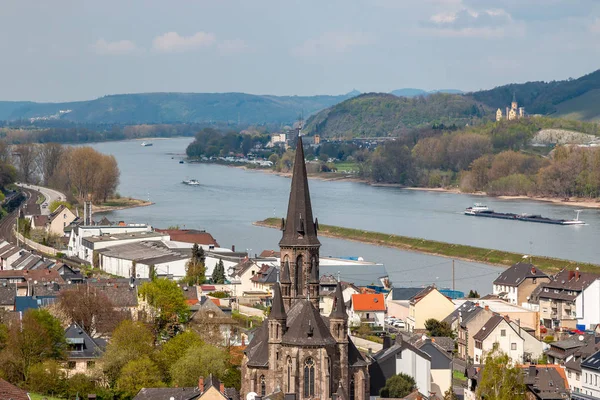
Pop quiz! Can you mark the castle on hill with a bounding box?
[496,93,525,121]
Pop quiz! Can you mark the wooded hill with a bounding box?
[303,92,490,138]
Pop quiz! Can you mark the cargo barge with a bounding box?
[464,204,585,226]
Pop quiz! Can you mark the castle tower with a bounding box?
[279,135,320,303]
[496,108,503,121]
[511,92,518,111]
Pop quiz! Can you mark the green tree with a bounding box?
[170,344,229,387]
[65,373,97,400]
[468,290,480,298]
[476,346,526,400]
[49,200,73,213]
[155,331,204,383]
[183,259,206,286]
[139,278,190,334]
[116,356,164,398]
[27,360,66,396]
[192,243,205,264]
[212,259,226,284]
[424,318,454,338]
[101,320,154,386]
[380,373,416,398]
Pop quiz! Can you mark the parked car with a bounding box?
[393,320,405,329]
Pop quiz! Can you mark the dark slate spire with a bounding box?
[279,135,320,247]
[309,261,319,283]
[269,282,287,320]
[281,259,291,283]
[330,282,347,320]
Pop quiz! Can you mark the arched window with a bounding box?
[260,375,266,396]
[287,357,293,392]
[295,255,304,296]
[304,357,315,397]
[350,376,355,400]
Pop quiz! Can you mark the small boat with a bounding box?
[179,160,184,164]
[182,179,200,186]
[141,141,153,147]
[464,203,491,215]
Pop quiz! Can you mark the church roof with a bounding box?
[280,259,291,283]
[283,299,336,346]
[348,338,368,367]
[279,135,320,247]
[329,282,347,320]
[269,283,286,320]
[245,322,269,367]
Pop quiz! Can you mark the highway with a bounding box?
[16,183,66,216]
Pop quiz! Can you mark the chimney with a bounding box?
[198,377,204,392]
[505,314,510,322]
[220,383,225,394]
[484,305,489,311]
[529,365,536,378]
[576,271,581,280]
[383,335,392,350]
[475,302,480,307]
[569,270,575,280]
[231,245,235,252]
[531,267,536,274]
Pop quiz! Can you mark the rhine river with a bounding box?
[90,137,599,293]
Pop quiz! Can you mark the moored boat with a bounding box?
[182,179,200,186]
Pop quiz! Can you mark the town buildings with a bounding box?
[349,293,386,328]
[241,136,369,400]
[406,286,455,332]
[472,314,525,364]
[492,262,550,306]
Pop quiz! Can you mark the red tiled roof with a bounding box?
[0,268,63,283]
[0,378,29,400]
[352,293,386,311]
[201,285,216,291]
[156,229,220,247]
[259,250,280,258]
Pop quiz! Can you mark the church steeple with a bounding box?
[279,135,320,247]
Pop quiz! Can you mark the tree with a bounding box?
[15,144,38,183]
[94,154,120,202]
[212,259,226,284]
[101,320,154,386]
[116,356,164,398]
[192,243,205,264]
[170,344,229,387]
[65,373,97,400]
[424,319,454,338]
[139,279,190,335]
[27,360,66,396]
[155,331,204,383]
[57,285,123,337]
[476,346,526,400]
[468,290,480,298]
[38,143,64,186]
[380,373,416,398]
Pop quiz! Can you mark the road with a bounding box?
[16,183,66,215]
[0,187,38,244]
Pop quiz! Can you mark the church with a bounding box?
[241,135,370,400]
[496,93,525,121]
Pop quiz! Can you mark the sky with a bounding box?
[1,0,599,102]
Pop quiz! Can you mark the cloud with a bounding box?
[92,39,137,55]
[291,31,374,58]
[463,0,598,22]
[152,31,216,53]
[218,39,250,55]
[424,7,522,37]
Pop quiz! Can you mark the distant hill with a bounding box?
[304,92,489,138]
[390,88,464,98]
[469,69,600,118]
[0,92,359,125]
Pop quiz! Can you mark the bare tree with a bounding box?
[0,140,10,163]
[94,154,120,202]
[14,144,38,183]
[37,143,64,186]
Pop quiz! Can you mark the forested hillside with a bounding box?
[469,69,600,118]
[304,93,490,138]
[0,92,357,125]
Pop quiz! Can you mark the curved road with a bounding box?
[0,187,38,245]
[16,183,66,216]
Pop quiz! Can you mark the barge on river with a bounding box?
[464,204,585,226]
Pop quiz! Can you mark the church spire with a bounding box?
[330,282,347,320]
[269,282,287,320]
[279,135,320,247]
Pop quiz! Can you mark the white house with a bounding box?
[320,277,359,316]
[581,349,600,398]
[577,278,600,331]
[349,293,386,328]
[473,315,524,364]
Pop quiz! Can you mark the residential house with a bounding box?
[581,349,600,398]
[447,302,494,362]
[564,338,600,395]
[509,319,545,362]
[369,334,451,398]
[249,264,279,302]
[0,241,24,270]
[385,287,424,322]
[54,263,85,284]
[0,285,16,311]
[545,334,600,365]
[533,269,599,330]
[493,262,550,306]
[406,334,453,396]
[406,286,455,332]
[320,276,359,316]
[189,296,238,346]
[577,278,600,330]
[349,293,386,327]
[134,374,238,400]
[0,378,29,400]
[473,314,524,364]
[46,205,77,236]
[64,322,105,376]
[228,257,279,304]
[88,279,143,320]
[30,214,49,231]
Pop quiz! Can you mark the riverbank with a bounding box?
[254,218,599,274]
[93,197,153,213]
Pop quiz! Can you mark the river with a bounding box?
[89,137,599,293]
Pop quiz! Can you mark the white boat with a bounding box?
[464,203,491,215]
[182,179,200,186]
[562,210,585,225]
[141,141,153,147]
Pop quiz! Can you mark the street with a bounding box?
[16,183,66,216]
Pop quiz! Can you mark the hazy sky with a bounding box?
[1,0,599,102]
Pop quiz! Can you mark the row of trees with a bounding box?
[11,142,120,203]
[186,128,270,158]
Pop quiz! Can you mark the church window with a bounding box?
[350,376,355,400]
[304,357,315,397]
[296,255,304,296]
[260,375,266,396]
[287,357,293,392]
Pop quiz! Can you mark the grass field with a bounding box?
[256,218,599,274]
[334,161,360,173]
[554,89,600,122]
[30,394,63,400]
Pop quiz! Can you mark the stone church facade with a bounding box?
[241,136,369,400]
